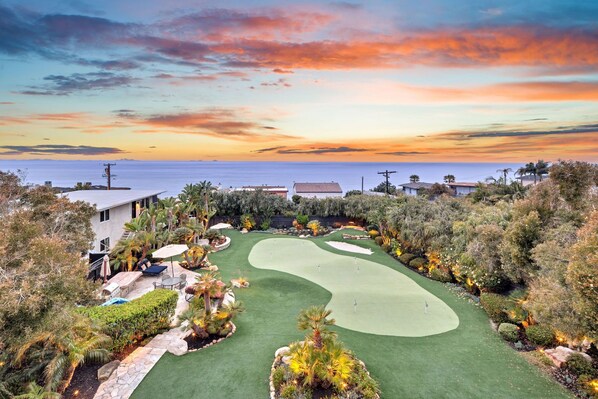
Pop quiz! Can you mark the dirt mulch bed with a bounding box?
[184,333,224,351]
[62,363,103,399]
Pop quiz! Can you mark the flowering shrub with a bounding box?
[240,213,256,231]
[307,220,322,236]
[368,230,380,238]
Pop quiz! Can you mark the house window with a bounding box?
[100,209,110,222]
[100,237,110,252]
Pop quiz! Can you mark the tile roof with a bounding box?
[293,182,342,193]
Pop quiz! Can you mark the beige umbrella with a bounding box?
[151,244,188,277]
[100,254,111,284]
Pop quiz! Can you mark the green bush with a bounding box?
[374,236,384,246]
[296,213,309,226]
[272,366,285,391]
[399,253,416,265]
[80,289,178,352]
[429,268,452,283]
[280,382,298,399]
[525,325,555,347]
[381,243,391,253]
[480,293,510,324]
[498,323,519,342]
[409,257,427,270]
[565,353,595,377]
[260,218,271,230]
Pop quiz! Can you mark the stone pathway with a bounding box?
[94,326,188,399]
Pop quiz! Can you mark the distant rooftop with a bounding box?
[62,189,165,211]
[447,182,478,188]
[239,185,288,192]
[294,182,342,193]
[399,182,434,190]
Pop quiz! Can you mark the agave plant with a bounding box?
[13,313,111,393]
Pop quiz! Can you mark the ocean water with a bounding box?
[0,160,521,197]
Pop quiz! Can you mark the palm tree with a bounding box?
[297,305,336,350]
[133,230,156,261]
[13,315,111,393]
[496,168,512,185]
[443,174,456,183]
[193,271,224,314]
[110,237,141,271]
[515,166,528,184]
[525,162,538,183]
[535,160,550,181]
[13,382,60,399]
[409,175,420,183]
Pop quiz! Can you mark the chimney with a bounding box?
[44,181,52,187]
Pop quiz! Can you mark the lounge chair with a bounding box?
[137,259,167,276]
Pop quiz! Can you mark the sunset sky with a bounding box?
[1,0,597,162]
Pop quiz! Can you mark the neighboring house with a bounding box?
[399,182,434,196]
[63,189,165,253]
[519,175,549,187]
[293,182,343,198]
[236,185,289,199]
[447,182,478,196]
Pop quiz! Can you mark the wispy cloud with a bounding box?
[0,144,125,155]
[16,72,136,95]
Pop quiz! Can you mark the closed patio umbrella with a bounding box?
[151,244,188,277]
[100,254,111,284]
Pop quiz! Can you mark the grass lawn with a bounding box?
[131,230,572,399]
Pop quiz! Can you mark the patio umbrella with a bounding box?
[151,244,188,277]
[100,254,111,284]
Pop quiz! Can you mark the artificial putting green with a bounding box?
[248,238,459,337]
[131,230,573,399]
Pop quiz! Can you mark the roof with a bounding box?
[239,185,288,192]
[447,182,478,188]
[62,189,165,211]
[293,182,342,193]
[399,182,434,190]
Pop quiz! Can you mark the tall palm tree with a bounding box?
[515,166,528,183]
[133,230,156,261]
[525,162,538,183]
[13,315,111,393]
[297,305,336,350]
[496,168,512,185]
[443,174,456,183]
[110,237,141,271]
[535,160,550,181]
[409,175,420,183]
[193,271,224,314]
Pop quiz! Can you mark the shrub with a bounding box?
[260,218,271,231]
[307,220,322,236]
[565,353,595,377]
[280,382,298,399]
[498,323,519,342]
[480,293,510,324]
[409,257,427,270]
[296,214,309,226]
[374,236,384,246]
[429,268,452,283]
[368,230,379,238]
[240,214,256,231]
[80,289,178,352]
[525,325,555,347]
[272,366,285,391]
[399,253,416,265]
[381,243,391,253]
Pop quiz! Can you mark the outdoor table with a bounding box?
[161,276,182,290]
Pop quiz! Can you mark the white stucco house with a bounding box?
[293,182,343,198]
[399,182,434,196]
[447,182,478,196]
[63,189,164,254]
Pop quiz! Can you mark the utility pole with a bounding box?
[361,176,364,194]
[103,163,116,190]
[377,169,397,195]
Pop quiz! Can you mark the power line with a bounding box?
[103,163,116,190]
[377,169,397,194]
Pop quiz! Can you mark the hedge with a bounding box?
[498,323,519,342]
[525,324,555,347]
[480,293,511,324]
[80,289,178,352]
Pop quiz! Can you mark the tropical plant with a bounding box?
[306,220,322,236]
[13,313,111,392]
[12,382,60,399]
[409,174,420,183]
[297,305,336,350]
[443,174,456,183]
[110,237,141,271]
[182,244,212,268]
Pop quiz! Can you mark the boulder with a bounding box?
[275,346,290,358]
[97,360,120,382]
[241,228,248,234]
[167,338,188,356]
[545,346,592,367]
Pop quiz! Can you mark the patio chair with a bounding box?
[177,273,187,290]
[153,281,164,290]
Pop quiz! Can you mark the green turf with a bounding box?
[249,238,458,337]
[131,230,572,399]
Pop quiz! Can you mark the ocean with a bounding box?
[0,160,521,197]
